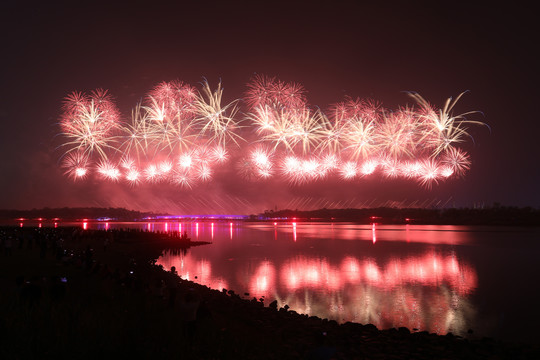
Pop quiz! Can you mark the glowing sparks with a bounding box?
[61,152,90,180]
[57,76,487,188]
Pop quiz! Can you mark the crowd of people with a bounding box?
[1,226,218,356]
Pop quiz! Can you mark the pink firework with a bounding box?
[245,75,275,109]
[158,160,173,173]
[90,89,121,131]
[171,168,195,189]
[249,147,274,179]
[399,161,422,178]
[147,80,197,120]
[236,156,259,181]
[61,152,90,180]
[282,156,324,183]
[320,153,340,172]
[61,91,88,132]
[177,151,195,169]
[210,146,229,163]
[245,74,306,110]
[196,164,213,181]
[442,147,471,177]
[97,161,121,181]
[376,108,418,159]
[60,89,120,160]
[57,76,486,189]
[251,147,272,168]
[301,158,324,180]
[272,79,307,110]
[281,156,305,184]
[125,168,141,185]
[440,166,454,178]
[330,97,381,123]
[340,161,359,180]
[381,158,401,178]
[360,159,378,176]
[417,159,441,188]
[144,163,163,182]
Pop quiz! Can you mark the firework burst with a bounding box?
[57,76,487,189]
[61,152,90,180]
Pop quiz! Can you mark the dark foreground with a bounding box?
[1,227,538,359]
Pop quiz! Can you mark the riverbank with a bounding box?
[2,205,540,226]
[1,227,538,359]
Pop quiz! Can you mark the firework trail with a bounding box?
[57,76,486,188]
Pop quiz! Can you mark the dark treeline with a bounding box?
[0,207,160,221]
[2,205,539,225]
[261,206,540,226]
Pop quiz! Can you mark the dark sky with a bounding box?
[1,0,538,213]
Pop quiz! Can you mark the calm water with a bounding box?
[17,220,540,343]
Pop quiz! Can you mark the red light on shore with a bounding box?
[82,222,88,230]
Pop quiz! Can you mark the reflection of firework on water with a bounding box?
[156,247,477,336]
[57,76,487,188]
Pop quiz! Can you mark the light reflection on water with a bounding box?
[153,222,478,337]
[14,220,540,342]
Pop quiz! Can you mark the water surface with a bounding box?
[16,220,540,343]
[149,221,540,343]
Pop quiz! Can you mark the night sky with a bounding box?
[1,1,538,214]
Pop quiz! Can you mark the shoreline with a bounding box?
[2,205,540,227]
[1,227,538,359]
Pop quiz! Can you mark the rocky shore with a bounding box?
[1,226,538,359]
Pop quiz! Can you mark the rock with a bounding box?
[363,323,378,332]
[398,327,411,335]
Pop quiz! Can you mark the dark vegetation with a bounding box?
[1,226,539,359]
[261,205,540,226]
[0,207,158,221]
[2,205,540,226]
